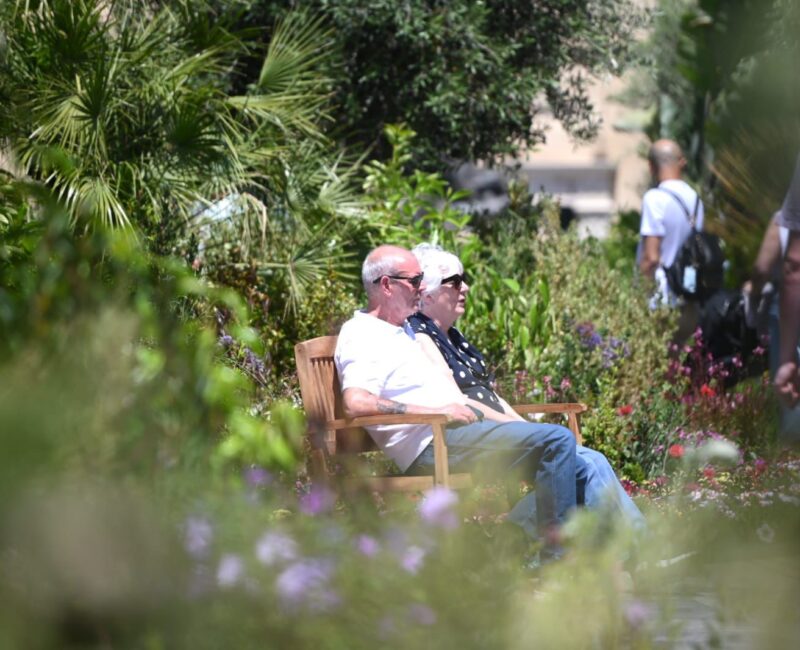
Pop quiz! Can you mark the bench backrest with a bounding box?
[294,335,377,455]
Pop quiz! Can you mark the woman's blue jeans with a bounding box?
[507,445,645,537]
[405,420,577,539]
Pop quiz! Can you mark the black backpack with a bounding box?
[660,188,725,302]
[696,289,765,386]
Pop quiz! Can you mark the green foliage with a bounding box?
[0,0,343,251]
[214,0,643,168]
[0,183,304,480]
[361,124,474,251]
[601,209,641,278]
[462,267,552,376]
[527,211,676,406]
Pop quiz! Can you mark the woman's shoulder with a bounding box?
[407,311,431,332]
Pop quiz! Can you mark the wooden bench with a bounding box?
[294,335,588,492]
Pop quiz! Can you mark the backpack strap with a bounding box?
[659,187,700,230]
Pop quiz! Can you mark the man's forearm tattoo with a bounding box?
[377,399,408,414]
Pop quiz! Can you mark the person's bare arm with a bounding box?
[751,216,782,296]
[639,235,662,278]
[462,397,517,423]
[341,387,478,424]
[776,231,800,406]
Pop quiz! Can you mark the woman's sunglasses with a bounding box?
[440,272,470,290]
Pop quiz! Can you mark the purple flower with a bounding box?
[408,603,437,626]
[586,332,603,349]
[218,334,234,348]
[401,545,427,574]
[418,487,460,530]
[356,534,380,557]
[624,599,654,630]
[184,516,213,559]
[244,466,273,488]
[243,348,268,377]
[255,531,298,566]
[299,485,336,515]
[217,553,245,588]
[275,559,339,612]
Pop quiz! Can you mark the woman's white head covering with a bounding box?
[411,243,462,295]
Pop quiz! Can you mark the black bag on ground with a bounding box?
[660,188,725,302]
[696,289,765,385]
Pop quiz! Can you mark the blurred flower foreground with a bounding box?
[2,0,800,648]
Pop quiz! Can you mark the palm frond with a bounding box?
[257,12,334,93]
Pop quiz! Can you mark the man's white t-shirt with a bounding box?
[637,179,704,305]
[334,310,466,472]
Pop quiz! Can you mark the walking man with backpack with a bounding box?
[637,139,712,344]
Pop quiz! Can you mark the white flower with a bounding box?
[696,439,739,465]
[255,531,298,566]
[756,523,775,544]
[217,553,245,588]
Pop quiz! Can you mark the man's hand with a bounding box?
[439,403,479,425]
[775,361,800,407]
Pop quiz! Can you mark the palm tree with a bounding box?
[0,0,365,308]
[1,2,347,229]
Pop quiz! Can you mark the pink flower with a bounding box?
[668,444,685,459]
[703,467,716,480]
[560,377,572,390]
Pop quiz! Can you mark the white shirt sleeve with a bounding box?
[335,329,385,395]
[639,189,667,237]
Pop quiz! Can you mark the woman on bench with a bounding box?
[408,243,644,531]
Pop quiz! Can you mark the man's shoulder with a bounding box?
[642,187,671,207]
[337,312,373,347]
[660,179,700,202]
[336,311,407,355]
[641,188,670,227]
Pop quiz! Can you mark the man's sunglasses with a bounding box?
[441,272,470,290]
[372,272,425,289]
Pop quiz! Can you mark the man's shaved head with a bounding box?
[648,139,685,170]
[362,245,415,293]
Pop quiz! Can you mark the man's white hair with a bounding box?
[412,243,462,294]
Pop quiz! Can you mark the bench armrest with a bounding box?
[324,413,451,486]
[512,402,588,415]
[326,413,449,429]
